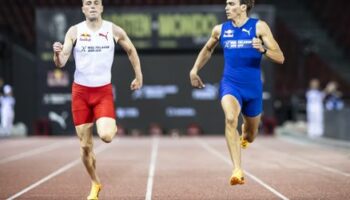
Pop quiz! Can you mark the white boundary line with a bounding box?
[0,142,71,165]
[145,137,160,200]
[254,143,350,177]
[6,144,110,200]
[196,138,289,200]
[292,156,350,177]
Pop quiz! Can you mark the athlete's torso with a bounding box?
[220,18,262,85]
[73,20,115,87]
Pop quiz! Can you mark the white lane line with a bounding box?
[145,137,160,200]
[6,144,110,200]
[0,141,72,165]
[293,156,350,177]
[196,138,289,200]
[254,143,350,177]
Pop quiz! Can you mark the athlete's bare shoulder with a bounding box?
[111,23,124,34]
[256,20,270,36]
[109,22,127,42]
[66,25,78,43]
[212,24,222,41]
[256,20,269,28]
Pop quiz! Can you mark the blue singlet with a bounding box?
[219,18,263,117]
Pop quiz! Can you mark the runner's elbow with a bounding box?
[279,55,285,64]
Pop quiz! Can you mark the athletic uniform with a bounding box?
[72,20,115,125]
[219,18,263,117]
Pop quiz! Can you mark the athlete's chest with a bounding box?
[221,25,255,50]
[75,30,114,54]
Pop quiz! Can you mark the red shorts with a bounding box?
[71,82,116,126]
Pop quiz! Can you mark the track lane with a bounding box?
[152,137,282,200]
[18,138,153,200]
[201,136,350,200]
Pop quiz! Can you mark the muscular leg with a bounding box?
[76,123,101,185]
[242,114,261,143]
[96,117,117,143]
[221,95,244,184]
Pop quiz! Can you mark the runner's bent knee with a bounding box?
[99,126,117,143]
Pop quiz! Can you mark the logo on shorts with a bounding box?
[80,33,91,41]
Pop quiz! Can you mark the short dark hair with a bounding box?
[82,0,103,4]
[240,0,255,13]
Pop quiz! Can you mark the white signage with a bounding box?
[132,85,178,99]
[166,107,196,117]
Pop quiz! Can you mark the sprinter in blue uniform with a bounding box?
[190,0,284,185]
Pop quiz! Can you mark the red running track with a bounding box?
[0,135,349,199]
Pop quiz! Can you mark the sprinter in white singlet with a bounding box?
[52,0,143,199]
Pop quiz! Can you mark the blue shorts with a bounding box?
[219,79,262,117]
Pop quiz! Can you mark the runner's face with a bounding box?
[82,0,103,21]
[225,0,244,20]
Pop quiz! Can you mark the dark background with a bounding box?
[1,0,350,136]
[34,6,274,134]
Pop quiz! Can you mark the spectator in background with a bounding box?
[324,81,344,111]
[49,12,67,41]
[0,77,4,128]
[306,79,324,138]
[0,85,15,136]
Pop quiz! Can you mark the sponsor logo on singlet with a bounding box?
[223,29,234,38]
[99,32,109,41]
[224,40,252,49]
[242,27,252,36]
[79,33,91,41]
[80,45,110,53]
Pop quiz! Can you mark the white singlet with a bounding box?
[73,20,115,87]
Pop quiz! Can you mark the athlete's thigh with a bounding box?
[72,84,94,125]
[242,114,261,133]
[221,95,241,119]
[75,123,94,145]
[95,117,117,136]
[92,87,115,120]
[241,95,262,118]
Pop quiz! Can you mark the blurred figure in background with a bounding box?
[52,0,143,199]
[0,78,4,96]
[0,85,15,137]
[306,79,324,138]
[49,12,67,41]
[0,77,4,130]
[324,81,344,111]
[190,0,284,186]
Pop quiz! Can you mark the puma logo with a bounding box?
[99,32,108,41]
[49,111,68,129]
[242,27,252,36]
